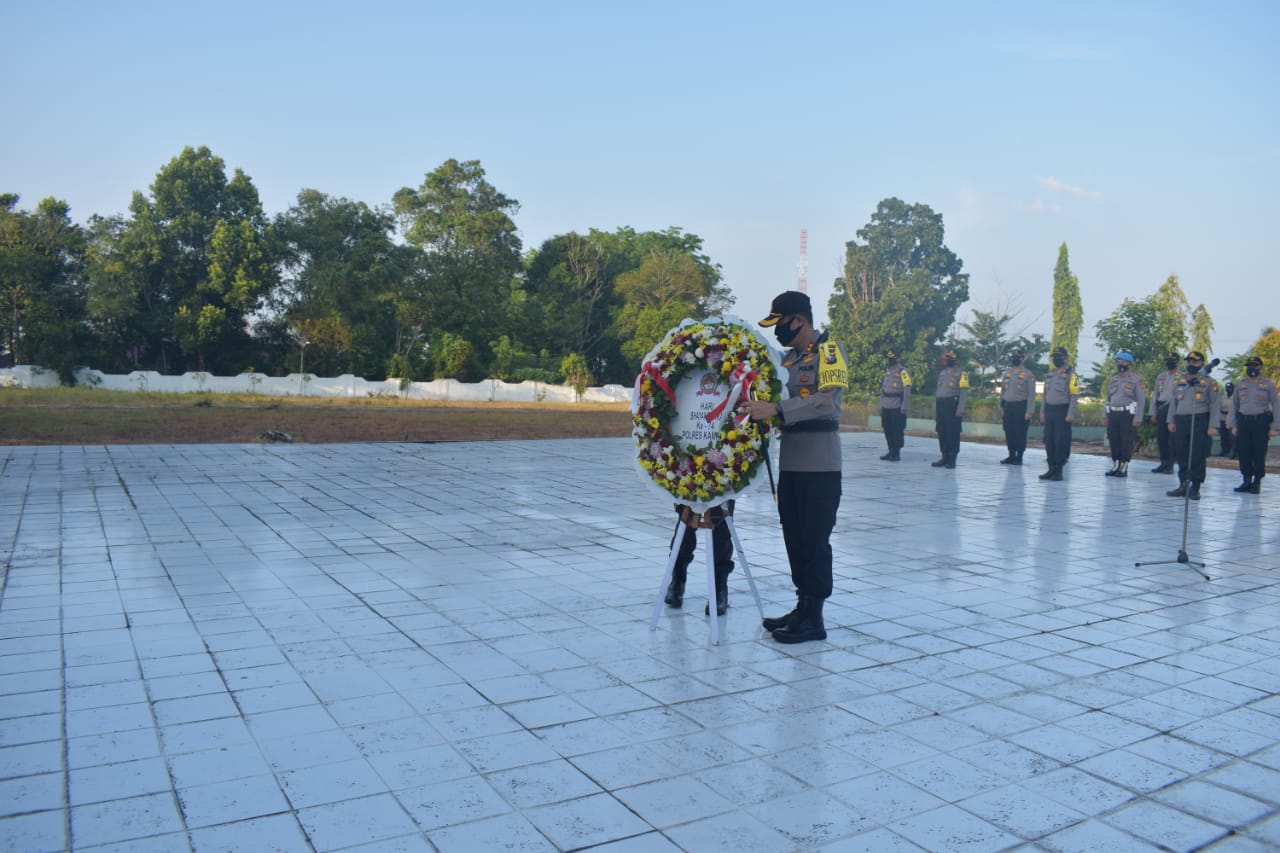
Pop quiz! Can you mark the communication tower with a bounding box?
[797,229,808,294]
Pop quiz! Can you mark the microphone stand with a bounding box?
[1136,362,1217,581]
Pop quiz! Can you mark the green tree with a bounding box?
[1249,328,1280,384]
[393,159,522,368]
[613,249,727,366]
[1152,274,1191,350]
[828,198,969,393]
[431,330,474,379]
[522,226,728,384]
[560,352,591,399]
[275,190,414,378]
[0,195,91,382]
[87,146,278,373]
[1051,243,1083,361]
[1094,295,1185,390]
[1189,303,1214,356]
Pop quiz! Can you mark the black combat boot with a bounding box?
[704,569,729,616]
[1248,475,1262,494]
[1189,481,1202,501]
[943,453,956,469]
[1039,465,1055,480]
[772,595,826,644]
[1167,481,1188,498]
[931,455,948,467]
[1233,477,1253,493]
[880,451,895,460]
[1105,460,1119,476]
[664,563,687,608]
[763,593,801,631]
[1010,452,1023,466]
[1115,461,1128,478]
[1049,466,1063,481]
[1000,454,1015,465]
[889,450,900,461]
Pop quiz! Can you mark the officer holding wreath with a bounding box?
[741,291,846,644]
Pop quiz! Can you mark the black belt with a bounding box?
[883,393,903,398]
[780,420,840,433]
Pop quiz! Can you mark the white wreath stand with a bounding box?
[648,502,765,645]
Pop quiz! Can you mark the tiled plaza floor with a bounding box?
[1,434,1277,852]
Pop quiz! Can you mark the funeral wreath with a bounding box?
[631,316,786,510]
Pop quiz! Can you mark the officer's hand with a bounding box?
[1168,422,1176,432]
[1102,416,1109,426]
[1039,415,1046,425]
[739,400,778,421]
[1065,416,1074,424]
[1207,427,1218,436]
[1024,414,1032,422]
[1270,429,1279,437]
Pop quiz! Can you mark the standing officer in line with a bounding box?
[1166,350,1221,501]
[931,349,968,469]
[1039,346,1079,481]
[1102,352,1145,477]
[879,350,911,461]
[998,348,1035,465]
[741,290,846,644]
[1217,382,1235,458]
[1149,351,1181,473]
[1229,355,1278,494]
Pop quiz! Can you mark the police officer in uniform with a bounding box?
[742,291,846,644]
[1149,352,1181,473]
[1229,355,1278,494]
[1039,346,1079,481]
[932,349,968,469]
[1166,350,1221,501]
[998,349,1035,465]
[664,502,734,614]
[1103,352,1145,477]
[1218,383,1235,458]
[879,350,911,461]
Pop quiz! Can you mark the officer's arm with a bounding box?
[1136,381,1145,419]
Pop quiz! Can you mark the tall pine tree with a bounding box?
[1051,243,1082,361]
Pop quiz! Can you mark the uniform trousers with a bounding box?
[1218,419,1234,455]
[1043,403,1071,466]
[1173,413,1212,485]
[1106,411,1136,461]
[880,406,906,452]
[935,397,961,457]
[1001,402,1029,456]
[776,470,841,601]
[1235,413,1273,480]
[1154,403,1173,462]
[671,520,734,576]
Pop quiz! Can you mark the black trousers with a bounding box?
[777,470,841,600]
[1236,413,1272,479]
[881,406,906,451]
[935,397,961,456]
[1218,420,1234,455]
[1173,413,1211,484]
[1106,412,1136,461]
[1043,404,1071,466]
[671,505,734,578]
[1155,403,1172,462]
[1001,402,1029,455]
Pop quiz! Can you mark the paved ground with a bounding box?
[1,434,1277,853]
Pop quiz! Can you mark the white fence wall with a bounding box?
[0,365,631,404]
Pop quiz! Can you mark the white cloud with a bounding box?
[1036,176,1104,201]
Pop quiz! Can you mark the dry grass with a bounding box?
[0,387,633,444]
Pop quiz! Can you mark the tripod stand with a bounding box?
[1136,367,1216,581]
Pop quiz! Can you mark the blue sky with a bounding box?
[4,1,1276,368]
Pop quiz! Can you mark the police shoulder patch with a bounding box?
[1068,374,1081,395]
[817,342,848,390]
[959,372,970,389]
[900,368,912,386]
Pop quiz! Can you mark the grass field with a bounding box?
[0,388,633,444]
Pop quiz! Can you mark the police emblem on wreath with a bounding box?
[631,316,787,511]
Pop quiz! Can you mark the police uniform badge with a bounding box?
[818,342,848,390]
